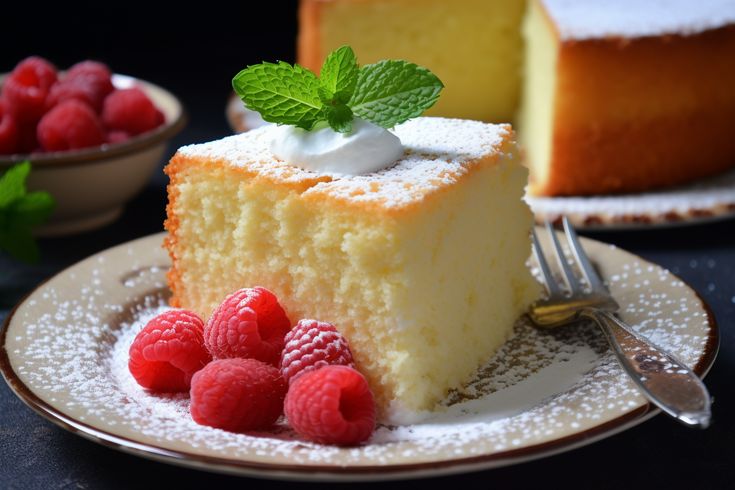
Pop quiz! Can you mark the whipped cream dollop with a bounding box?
[270,118,404,175]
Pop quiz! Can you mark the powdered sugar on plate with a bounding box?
[527,169,735,230]
[2,233,715,474]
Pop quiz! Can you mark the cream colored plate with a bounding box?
[0,232,717,481]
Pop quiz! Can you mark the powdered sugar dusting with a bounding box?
[177,117,512,210]
[4,233,714,471]
[543,0,735,40]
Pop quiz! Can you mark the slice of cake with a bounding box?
[165,117,539,423]
[520,0,735,196]
[298,0,526,123]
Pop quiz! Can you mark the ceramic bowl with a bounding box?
[0,74,186,236]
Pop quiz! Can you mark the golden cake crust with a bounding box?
[530,3,735,196]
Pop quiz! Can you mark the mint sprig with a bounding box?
[232,45,443,133]
[0,161,55,263]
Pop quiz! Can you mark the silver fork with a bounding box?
[529,217,712,428]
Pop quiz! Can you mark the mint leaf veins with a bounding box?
[232,45,443,134]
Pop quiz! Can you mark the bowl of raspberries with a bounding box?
[0,56,186,235]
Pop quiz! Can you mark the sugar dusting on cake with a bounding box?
[543,0,735,40]
[4,239,713,468]
[177,117,512,210]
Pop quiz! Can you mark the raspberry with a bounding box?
[280,319,355,384]
[284,365,375,445]
[106,130,130,145]
[102,87,163,135]
[37,100,105,151]
[2,56,57,122]
[47,60,114,113]
[204,287,291,366]
[190,358,287,432]
[128,309,211,392]
[66,60,114,88]
[0,99,19,154]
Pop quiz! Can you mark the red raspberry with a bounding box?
[284,365,375,445]
[204,287,291,366]
[102,87,162,135]
[190,358,287,432]
[2,56,57,122]
[106,130,130,145]
[0,98,19,154]
[128,309,211,392]
[47,60,114,113]
[280,319,354,384]
[66,60,114,88]
[37,100,105,151]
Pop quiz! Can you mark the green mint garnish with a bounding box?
[0,161,55,264]
[232,45,443,133]
[350,60,443,129]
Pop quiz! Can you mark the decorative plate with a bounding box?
[0,232,717,481]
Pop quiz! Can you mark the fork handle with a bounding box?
[581,308,712,428]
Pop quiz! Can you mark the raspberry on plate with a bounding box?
[2,56,57,123]
[102,87,164,135]
[204,287,291,366]
[284,365,375,445]
[190,358,287,432]
[0,99,19,154]
[37,100,105,151]
[128,309,211,392]
[280,319,355,384]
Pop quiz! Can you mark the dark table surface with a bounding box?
[2,3,735,488]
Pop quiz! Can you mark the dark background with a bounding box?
[1,2,734,489]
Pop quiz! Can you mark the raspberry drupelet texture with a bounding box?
[2,56,57,123]
[190,358,287,432]
[284,365,375,445]
[128,309,211,392]
[37,100,105,152]
[102,87,164,136]
[204,287,291,366]
[280,319,355,384]
[46,60,115,113]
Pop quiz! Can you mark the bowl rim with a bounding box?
[0,73,187,169]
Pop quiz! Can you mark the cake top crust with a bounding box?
[176,117,513,210]
[542,0,735,40]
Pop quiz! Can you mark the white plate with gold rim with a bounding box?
[0,232,717,481]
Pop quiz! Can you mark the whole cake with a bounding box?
[164,117,540,423]
[298,0,735,196]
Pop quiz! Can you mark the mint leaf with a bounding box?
[233,61,323,130]
[0,161,55,264]
[319,45,358,104]
[323,104,353,133]
[0,161,30,207]
[232,46,444,134]
[9,191,56,227]
[350,60,443,128]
